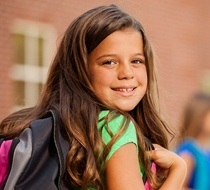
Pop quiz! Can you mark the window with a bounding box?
[11,20,56,110]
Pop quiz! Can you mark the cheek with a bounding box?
[90,73,111,92]
[136,69,147,85]
[91,68,114,84]
[143,70,148,88]
[144,72,148,84]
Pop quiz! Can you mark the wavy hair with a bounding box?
[0,5,172,189]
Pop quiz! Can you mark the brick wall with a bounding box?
[1,0,210,136]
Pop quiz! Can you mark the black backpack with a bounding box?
[0,110,69,190]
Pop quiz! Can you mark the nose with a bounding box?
[118,63,134,80]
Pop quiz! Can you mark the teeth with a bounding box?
[117,88,133,92]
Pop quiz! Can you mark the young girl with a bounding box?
[0,4,186,190]
[177,92,210,190]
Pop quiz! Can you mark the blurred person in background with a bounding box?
[176,92,210,190]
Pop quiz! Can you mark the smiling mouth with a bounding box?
[113,87,136,92]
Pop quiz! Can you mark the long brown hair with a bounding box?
[0,5,171,189]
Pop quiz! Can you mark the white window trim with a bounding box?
[10,20,57,110]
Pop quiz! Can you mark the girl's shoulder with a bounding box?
[98,110,134,131]
[98,110,138,161]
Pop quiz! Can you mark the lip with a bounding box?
[111,86,137,97]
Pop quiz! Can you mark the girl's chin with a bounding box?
[114,104,136,112]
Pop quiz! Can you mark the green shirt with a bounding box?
[98,110,138,161]
[78,110,144,190]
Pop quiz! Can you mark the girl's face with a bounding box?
[88,29,147,111]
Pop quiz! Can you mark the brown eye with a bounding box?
[102,60,116,65]
[131,59,143,64]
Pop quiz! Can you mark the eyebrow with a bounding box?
[96,53,144,60]
[96,54,116,60]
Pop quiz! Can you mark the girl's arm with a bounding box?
[106,143,145,190]
[150,144,187,190]
[105,142,187,190]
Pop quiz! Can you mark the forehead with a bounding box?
[91,29,144,55]
[104,28,142,42]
